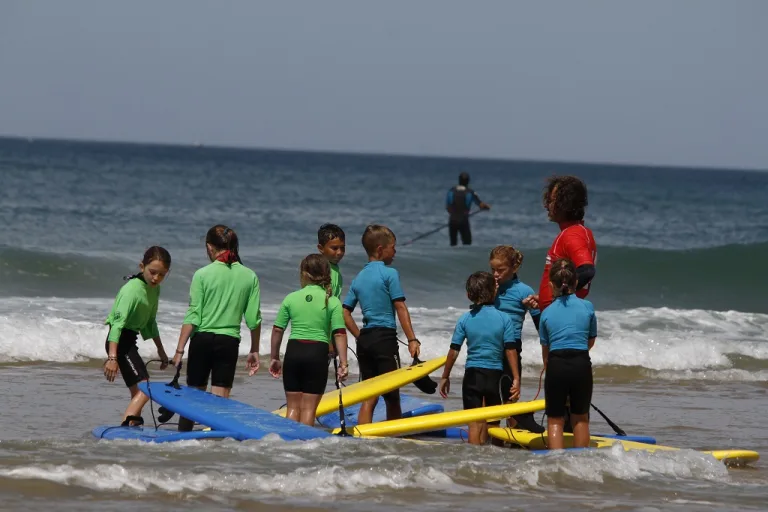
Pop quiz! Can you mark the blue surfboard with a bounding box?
[92,425,239,443]
[137,382,330,441]
[316,393,444,429]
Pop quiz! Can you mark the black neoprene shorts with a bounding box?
[186,332,240,388]
[544,349,593,417]
[105,328,149,388]
[282,339,330,395]
[357,327,400,401]
[462,367,503,410]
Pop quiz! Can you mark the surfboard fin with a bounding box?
[410,357,438,395]
[158,406,175,424]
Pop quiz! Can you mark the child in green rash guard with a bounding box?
[269,254,349,426]
[104,246,171,427]
[170,225,261,431]
[317,223,346,300]
[343,224,421,425]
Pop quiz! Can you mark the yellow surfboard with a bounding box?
[332,400,546,437]
[272,355,448,418]
[487,428,759,466]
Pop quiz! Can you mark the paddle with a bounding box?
[331,340,350,437]
[590,403,626,436]
[401,210,484,247]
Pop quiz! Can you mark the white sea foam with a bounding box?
[1,298,766,382]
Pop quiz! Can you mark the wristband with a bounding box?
[107,357,117,362]
[175,349,184,355]
[408,338,421,345]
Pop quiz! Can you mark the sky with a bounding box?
[0,1,766,170]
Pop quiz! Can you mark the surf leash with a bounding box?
[331,340,350,437]
[401,209,484,247]
[590,403,626,436]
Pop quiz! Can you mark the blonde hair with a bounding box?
[489,245,524,272]
[300,254,332,307]
[361,224,396,257]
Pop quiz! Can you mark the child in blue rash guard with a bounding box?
[439,271,520,445]
[342,224,421,425]
[489,245,544,433]
[540,258,597,450]
[103,246,172,426]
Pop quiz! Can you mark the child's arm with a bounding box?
[588,304,597,350]
[174,273,203,368]
[393,301,420,358]
[539,316,550,370]
[439,347,460,398]
[503,315,520,401]
[504,349,520,402]
[244,275,262,375]
[152,337,169,369]
[333,331,349,381]
[343,308,360,339]
[269,326,285,378]
[440,317,466,398]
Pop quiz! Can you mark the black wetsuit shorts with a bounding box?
[186,332,240,388]
[104,328,149,388]
[544,349,593,417]
[282,339,330,395]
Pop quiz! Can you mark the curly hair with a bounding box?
[543,175,588,222]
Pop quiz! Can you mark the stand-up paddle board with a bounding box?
[92,425,239,443]
[273,356,447,418]
[138,382,330,441]
[316,393,443,428]
[487,428,759,466]
[333,399,546,438]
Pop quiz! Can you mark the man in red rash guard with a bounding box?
[524,176,596,312]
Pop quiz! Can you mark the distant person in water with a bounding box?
[445,172,490,246]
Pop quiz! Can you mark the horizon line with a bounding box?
[1,132,766,174]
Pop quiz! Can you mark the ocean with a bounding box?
[1,136,766,511]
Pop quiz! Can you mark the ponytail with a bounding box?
[206,225,240,267]
[549,258,578,298]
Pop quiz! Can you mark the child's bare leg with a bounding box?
[468,421,485,445]
[570,413,590,448]
[285,392,303,422]
[358,396,378,425]
[211,385,231,399]
[299,393,323,426]
[547,417,565,449]
[383,391,402,421]
[122,384,149,423]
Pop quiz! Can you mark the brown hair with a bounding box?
[125,246,171,281]
[549,258,578,297]
[361,224,396,257]
[543,175,588,222]
[206,225,240,266]
[300,254,332,307]
[489,245,524,272]
[466,271,496,307]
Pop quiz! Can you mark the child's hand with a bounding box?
[246,352,260,376]
[104,359,118,382]
[509,379,521,402]
[408,339,421,358]
[268,358,281,378]
[336,362,348,382]
[439,377,450,398]
[157,348,169,370]
[522,294,539,310]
